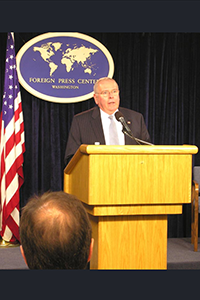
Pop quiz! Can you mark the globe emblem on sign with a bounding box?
[34,42,98,77]
[16,32,114,103]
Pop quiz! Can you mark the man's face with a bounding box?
[93,79,120,115]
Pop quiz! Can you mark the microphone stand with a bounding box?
[122,129,154,146]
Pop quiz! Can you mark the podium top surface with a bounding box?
[64,144,198,174]
[79,144,198,155]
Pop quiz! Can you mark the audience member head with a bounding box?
[20,191,93,269]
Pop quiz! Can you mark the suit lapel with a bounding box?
[119,108,137,145]
[90,107,106,145]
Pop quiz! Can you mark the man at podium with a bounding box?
[64,77,151,165]
[63,77,198,269]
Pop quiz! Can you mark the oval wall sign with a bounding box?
[16,32,114,103]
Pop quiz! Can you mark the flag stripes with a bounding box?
[0,32,25,243]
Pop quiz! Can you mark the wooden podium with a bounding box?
[64,144,198,269]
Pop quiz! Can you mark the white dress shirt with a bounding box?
[100,109,125,145]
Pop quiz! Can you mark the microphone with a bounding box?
[115,111,133,137]
[115,111,153,146]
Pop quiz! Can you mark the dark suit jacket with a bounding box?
[64,106,151,165]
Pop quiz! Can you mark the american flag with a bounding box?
[0,32,25,243]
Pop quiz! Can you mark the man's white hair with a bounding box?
[93,77,118,93]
